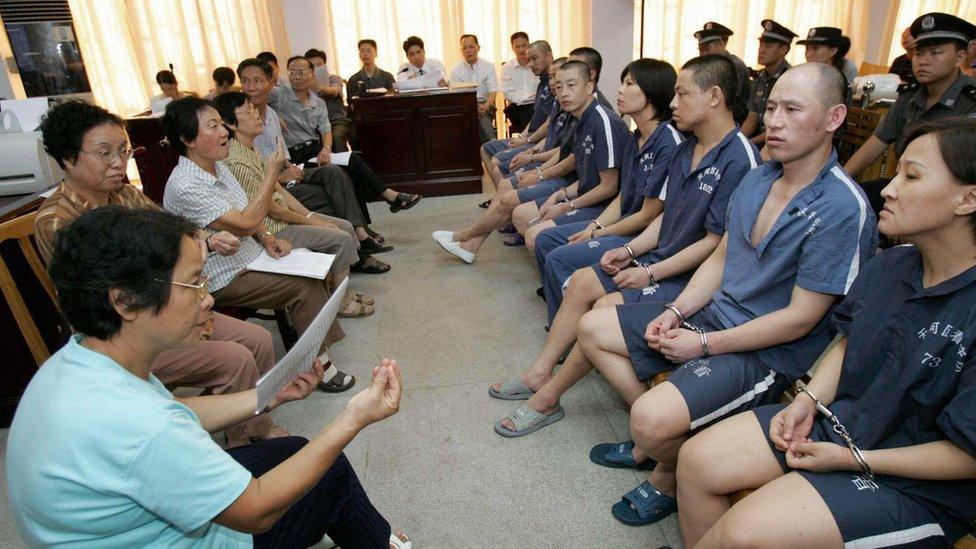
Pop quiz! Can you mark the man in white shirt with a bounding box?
[500,31,540,132]
[396,35,447,90]
[450,33,501,142]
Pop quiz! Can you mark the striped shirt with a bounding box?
[163,156,262,291]
[35,182,159,264]
[223,138,290,235]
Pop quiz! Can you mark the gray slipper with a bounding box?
[493,405,565,438]
[488,377,536,400]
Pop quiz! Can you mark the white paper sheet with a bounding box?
[329,151,352,166]
[255,276,348,412]
[245,247,335,279]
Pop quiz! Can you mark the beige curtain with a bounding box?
[637,0,857,71]
[324,0,592,80]
[884,0,976,64]
[69,0,290,117]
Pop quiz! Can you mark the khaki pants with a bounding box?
[276,215,359,276]
[152,312,275,447]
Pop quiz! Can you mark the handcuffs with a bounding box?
[796,382,874,480]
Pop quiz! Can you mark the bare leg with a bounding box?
[578,306,648,405]
[454,189,520,253]
[677,411,786,546]
[524,219,556,255]
[696,473,843,548]
[490,163,505,188]
[498,344,592,432]
[626,381,693,496]
[489,270,620,394]
[512,202,540,235]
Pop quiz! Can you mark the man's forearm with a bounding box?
[571,171,618,209]
[651,232,721,283]
[626,215,663,254]
[526,118,550,143]
[604,199,663,237]
[844,136,888,179]
[864,441,976,481]
[671,235,728,317]
[544,154,575,178]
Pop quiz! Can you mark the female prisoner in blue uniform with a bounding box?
[677,117,976,548]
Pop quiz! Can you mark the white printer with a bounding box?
[0,106,64,197]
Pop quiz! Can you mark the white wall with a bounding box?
[591,0,634,99]
[281,0,332,60]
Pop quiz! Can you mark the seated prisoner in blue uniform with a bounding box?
[528,59,681,282]
[491,55,759,436]
[678,117,976,548]
[433,60,622,264]
[584,63,878,526]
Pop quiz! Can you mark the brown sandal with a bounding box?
[339,296,374,317]
[353,292,375,306]
[352,255,391,274]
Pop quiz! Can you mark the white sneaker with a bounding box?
[432,231,476,264]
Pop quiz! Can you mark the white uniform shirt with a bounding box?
[449,58,500,103]
[500,57,539,105]
[396,58,447,90]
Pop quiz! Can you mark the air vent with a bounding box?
[0,0,72,24]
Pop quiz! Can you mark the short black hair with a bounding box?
[682,54,737,110]
[236,57,273,80]
[460,34,479,45]
[529,40,552,56]
[558,59,592,83]
[49,206,199,340]
[161,96,213,156]
[212,66,235,88]
[212,91,248,138]
[304,48,327,63]
[403,35,424,54]
[358,39,378,51]
[900,117,976,239]
[286,55,312,70]
[156,70,177,86]
[511,31,529,43]
[569,47,603,82]
[40,100,125,170]
[623,58,677,121]
[256,51,278,66]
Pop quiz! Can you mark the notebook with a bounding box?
[245,247,335,279]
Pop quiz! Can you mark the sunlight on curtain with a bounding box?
[635,0,853,72]
[885,0,976,64]
[326,0,591,80]
[69,0,289,116]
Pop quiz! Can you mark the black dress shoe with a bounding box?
[389,192,421,212]
[536,286,546,301]
[360,236,393,254]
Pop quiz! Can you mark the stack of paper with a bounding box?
[246,247,335,279]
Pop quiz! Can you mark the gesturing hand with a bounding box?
[343,359,403,429]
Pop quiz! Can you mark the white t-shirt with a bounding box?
[449,58,500,103]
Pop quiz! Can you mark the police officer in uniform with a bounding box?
[845,12,976,215]
[695,22,752,123]
[741,19,797,146]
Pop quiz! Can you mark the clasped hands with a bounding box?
[769,395,858,473]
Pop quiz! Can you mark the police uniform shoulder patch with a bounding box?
[897,81,921,94]
[962,84,976,103]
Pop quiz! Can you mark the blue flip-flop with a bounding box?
[589,441,657,470]
[611,481,677,526]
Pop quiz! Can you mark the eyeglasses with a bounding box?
[288,69,311,76]
[80,147,134,165]
[156,275,210,301]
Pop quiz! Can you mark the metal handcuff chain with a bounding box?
[796,383,874,480]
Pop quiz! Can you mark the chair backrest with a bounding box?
[0,212,58,364]
[836,106,896,180]
[859,61,890,76]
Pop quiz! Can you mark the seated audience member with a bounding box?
[149,69,190,114]
[34,100,285,448]
[587,63,876,526]
[269,55,422,218]
[449,34,501,142]
[256,50,287,87]
[347,39,396,97]
[396,35,448,90]
[433,60,626,263]
[694,22,751,123]
[206,66,237,100]
[305,48,355,152]
[500,31,540,132]
[213,92,372,318]
[845,13,976,215]
[161,96,356,392]
[532,59,682,318]
[677,117,976,548]
[481,40,556,195]
[237,57,393,268]
[799,27,857,83]
[7,206,410,548]
[491,55,758,433]
[889,27,917,82]
[741,19,797,147]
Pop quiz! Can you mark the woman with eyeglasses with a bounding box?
[8,206,411,548]
[33,99,290,448]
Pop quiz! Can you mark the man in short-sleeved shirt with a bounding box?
[451,34,501,142]
[7,336,253,547]
[572,99,630,198]
[269,84,331,150]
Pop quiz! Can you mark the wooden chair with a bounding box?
[836,106,896,181]
[859,61,891,76]
[0,212,59,365]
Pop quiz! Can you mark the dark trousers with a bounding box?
[228,436,391,549]
[289,166,368,227]
[504,103,534,133]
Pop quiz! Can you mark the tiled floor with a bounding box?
[0,195,679,548]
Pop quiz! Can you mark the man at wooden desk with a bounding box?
[396,35,447,90]
[450,33,501,143]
